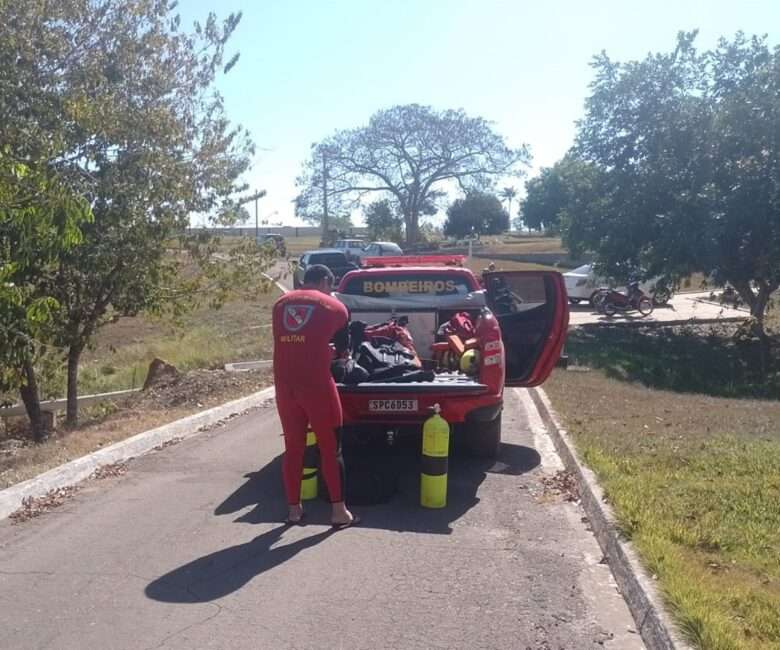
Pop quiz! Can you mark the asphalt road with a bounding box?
[0,388,643,650]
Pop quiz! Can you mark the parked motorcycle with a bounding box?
[599,282,654,317]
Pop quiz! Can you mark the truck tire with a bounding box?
[464,415,502,459]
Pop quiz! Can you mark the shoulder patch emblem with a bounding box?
[283,304,315,332]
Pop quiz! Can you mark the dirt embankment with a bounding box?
[0,367,273,490]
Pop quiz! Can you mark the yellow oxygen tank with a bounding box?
[420,404,450,508]
[301,428,318,501]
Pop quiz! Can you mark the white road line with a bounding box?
[262,272,289,294]
[514,387,564,472]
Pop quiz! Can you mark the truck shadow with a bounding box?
[145,442,540,604]
[214,440,541,535]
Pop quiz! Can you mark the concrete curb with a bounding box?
[0,386,276,521]
[528,387,693,650]
[262,271,289,295]
[0,388,140,417]
[224,360,273,372]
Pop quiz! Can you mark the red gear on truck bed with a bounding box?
[272,289,348,504]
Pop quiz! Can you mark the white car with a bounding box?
[334,239,366,261]
[563,264,668,306]
[356,241,404,264]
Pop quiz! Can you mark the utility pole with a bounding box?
[239,189,266,242]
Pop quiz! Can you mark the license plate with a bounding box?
[368,399,418,413]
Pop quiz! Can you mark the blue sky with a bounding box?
[180,0,778,226]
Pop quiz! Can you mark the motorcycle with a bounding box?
[599,281,654,317]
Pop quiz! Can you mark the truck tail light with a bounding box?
[475,312,504,394]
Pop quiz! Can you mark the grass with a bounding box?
[75,289,278,396]
[480,234,566,254]
[462,257,559,275]
[546,327,780,649]
[563,324,780,400]
[0,287,280,489]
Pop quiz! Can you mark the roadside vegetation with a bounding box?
[547,322,780,649]
[535,31,780,648]
[0,287,279,488]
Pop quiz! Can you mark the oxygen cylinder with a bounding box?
[301,428,318,501]
[420,404,450,508]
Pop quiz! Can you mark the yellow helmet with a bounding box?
[459,349,480,374]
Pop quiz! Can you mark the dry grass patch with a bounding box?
[1,286,280,489]
[77,289,278,396]
[0,368,272,489]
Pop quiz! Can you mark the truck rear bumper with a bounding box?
[337,388,502,425]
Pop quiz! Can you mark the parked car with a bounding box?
[292,249,358,289]
[563,264,670,306]
[357,241,403,264]
[256,233,286,256]
[333,238,366,261]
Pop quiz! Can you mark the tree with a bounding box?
[520,156,605,235]
[295,104,529,244]
[500,186,517,225]
[443,192,509,239]
[363,199,403,242]
[1,1,259,428]
[0,154,92,440]
[572,31,780,363]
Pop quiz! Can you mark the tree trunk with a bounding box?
[733,280,775,376]
[66,345,83,427]
[405,210,420,245]
[321,150,329,241]
[752,284,774,375]
[19,360,46,443]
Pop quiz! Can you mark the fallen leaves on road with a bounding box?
[153,436,184,451]
[10,486,82,523]
[90,462,128,480]
[540,470,580,503]
[10,462,129,523]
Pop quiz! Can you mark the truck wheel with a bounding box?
[464,415,502,459]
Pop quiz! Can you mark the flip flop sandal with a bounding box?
[331,514,361,530]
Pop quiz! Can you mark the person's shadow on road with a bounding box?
[145,524,334,604]
[145,440,540,603]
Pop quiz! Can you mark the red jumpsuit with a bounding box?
[272,289,348,504]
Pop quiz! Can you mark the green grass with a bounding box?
[462,257,559,275]
[75,290,278,396]
[546,332,780,649]
[563,324,780,399]
[481,234,566,254]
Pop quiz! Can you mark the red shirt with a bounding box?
[272,290,349,385]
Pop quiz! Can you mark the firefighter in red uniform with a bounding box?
[272,264,359,528]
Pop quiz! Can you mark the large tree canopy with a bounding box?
[295,104,529,243]
[444,191,509,239]
[570,31,780,344]
[0,0,261,429]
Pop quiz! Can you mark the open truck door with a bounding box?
[483,271,569,387]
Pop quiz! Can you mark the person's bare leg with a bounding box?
[331,501,356,526]
[287,503,304,523]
